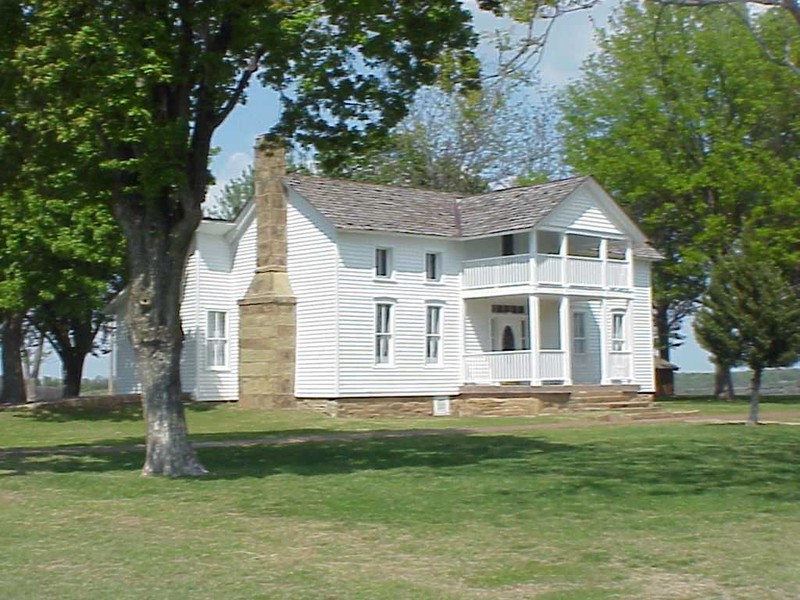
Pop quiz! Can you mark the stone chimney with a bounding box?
[238,135,296,408]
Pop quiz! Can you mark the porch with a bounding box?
[462,230,632,291]
[463,294,633,386]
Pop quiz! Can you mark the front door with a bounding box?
[491,316,528,352]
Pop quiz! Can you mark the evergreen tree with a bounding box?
[695,252,800,424]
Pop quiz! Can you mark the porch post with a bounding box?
[600,298,609,384]
[528,230,538,286]
[560,296,572,385]
[600,238,608,290]
[626,242,634,289]
[560,233,568,286]
[528,295,540,385]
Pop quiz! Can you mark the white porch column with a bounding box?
[528,295,540,385]
[600,238,608,290]
[559,296,572,385]
[626,242,634,289]
[560,233,568,286]
[600,298,609,384]
[528,230,538,286]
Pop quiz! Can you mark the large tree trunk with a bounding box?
[747,369,761,425]
[1,311,27,404]
[61,350,85,398]
[118,196,206,477]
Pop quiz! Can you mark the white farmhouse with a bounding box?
[112,138,661,416]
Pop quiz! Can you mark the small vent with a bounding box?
[432,396,451,416]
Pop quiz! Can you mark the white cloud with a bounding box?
[205,151,251,209]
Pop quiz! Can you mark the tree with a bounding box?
[694,252,800,424]
[206,167,254,221]
[559,3,800,361]
[654,0,800,76]
[327,81,562,193]
[8,1,486,476]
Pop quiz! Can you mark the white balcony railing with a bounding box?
[607,260,629,288]
[464,350,532,384]
[463,254,530,289]
[462,254,630,290]
[537,254,563,285]
[609,352,632,382]
[567,256,603,287]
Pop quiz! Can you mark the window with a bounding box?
[375,247,392,278]
[572,312,586,354]
[425,252,441,281]
[501,234,515,256]
[207,311,227,368]
[425,305,442,364]
[612,312,625,351]
[375,303,393,364]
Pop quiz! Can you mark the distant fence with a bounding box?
[675,368,800,396]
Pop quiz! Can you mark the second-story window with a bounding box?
[375,247,392,278]
[501,234,515,256]
[425,252,441,281]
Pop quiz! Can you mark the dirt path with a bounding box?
[2,410,800,458]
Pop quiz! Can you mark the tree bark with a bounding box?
[117,195,206,477]
[61,350,85,398]
[713,363,735,400]
[747,369,761,425]
[655,301,672,361]
[1,311,27,404]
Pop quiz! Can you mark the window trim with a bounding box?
[374,300,395,366]
[425,303,444,366]
[206,309,229,371]
[374,247,393,279]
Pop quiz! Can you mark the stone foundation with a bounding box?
[296,394,566,418]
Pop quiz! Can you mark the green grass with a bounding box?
[1,404,800,598]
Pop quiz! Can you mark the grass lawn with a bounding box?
[1,403,799,599]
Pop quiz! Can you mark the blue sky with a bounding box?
[43,2,712,379]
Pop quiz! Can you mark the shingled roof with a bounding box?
[283,174,661,259]
[457,176,588,237]
[284,175,461,237]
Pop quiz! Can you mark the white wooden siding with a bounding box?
[464,298,493,354]
[542,187,623,235]
[113,321,141,394]
[632,260,656,391]
[287,190,339,397]
[336,231,463,396]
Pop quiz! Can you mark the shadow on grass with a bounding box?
[2,428,799,502]
[8,401,219,424]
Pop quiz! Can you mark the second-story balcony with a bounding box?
[462,253,631,291]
